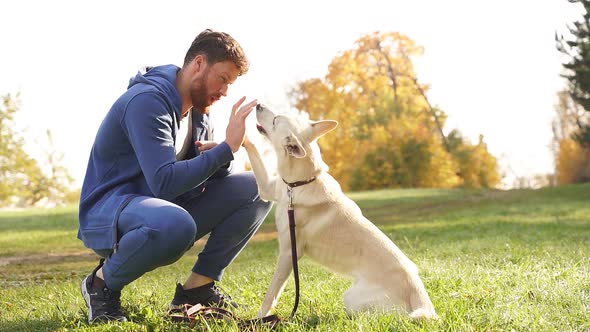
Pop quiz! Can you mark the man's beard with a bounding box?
[190,75,210,114]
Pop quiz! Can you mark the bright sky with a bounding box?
[0,0,582,189]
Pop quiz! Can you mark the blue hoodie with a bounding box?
[78,64,234,251]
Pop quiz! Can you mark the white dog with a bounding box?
[243,104,437,320]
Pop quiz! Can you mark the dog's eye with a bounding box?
[272,117,277,126]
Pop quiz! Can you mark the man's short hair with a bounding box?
[183,29,249,76]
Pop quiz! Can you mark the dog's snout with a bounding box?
[256,103,265,112]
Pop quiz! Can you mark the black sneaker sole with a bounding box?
[80,275,94,324]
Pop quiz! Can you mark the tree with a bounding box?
[556,0,590,147]
[551,90,590,183]
[0,93,77,206]
[290,32,499,190]
[357,32,449,151]
[349,119,460,190]
[447,131,500,188]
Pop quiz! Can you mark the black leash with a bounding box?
[287,188,300,319]
[283,176,316,319]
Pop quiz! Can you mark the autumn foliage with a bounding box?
[556,139,590,184]
[290,32,499,191]
[551,89,590,184]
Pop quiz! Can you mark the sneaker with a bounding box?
[80,259,127,323]
[169,282,238,311]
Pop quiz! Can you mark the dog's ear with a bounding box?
[283,134,306,158]
[309,120,338,141]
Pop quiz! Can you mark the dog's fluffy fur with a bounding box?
[243,104,437,320]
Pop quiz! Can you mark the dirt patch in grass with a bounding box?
[0,251,99,267]
[0,230,279,267]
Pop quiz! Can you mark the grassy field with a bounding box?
[1,184,589,331]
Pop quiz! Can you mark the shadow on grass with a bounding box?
[0,211,79,233]
[381,218,590,256]
[0,318,63,332]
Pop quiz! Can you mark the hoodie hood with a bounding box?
[128,64,183,127]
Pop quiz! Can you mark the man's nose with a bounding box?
[220,84,228,96]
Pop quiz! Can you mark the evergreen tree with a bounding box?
[557,0,590,146]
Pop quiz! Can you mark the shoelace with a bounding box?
[211,285,233,302]
[100,288,124,316]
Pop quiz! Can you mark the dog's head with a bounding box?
[255,104,338,159]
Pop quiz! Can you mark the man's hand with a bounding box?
[195,141,218,152]
[225,96,257,153]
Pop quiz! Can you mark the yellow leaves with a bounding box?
[422,141,461,188]
[556,138,590,184]
[290,31,500,191]
[449,134,500,189]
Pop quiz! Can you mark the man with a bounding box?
[78,29,272,323]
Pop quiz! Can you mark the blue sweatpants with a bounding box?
[94,172,272,291]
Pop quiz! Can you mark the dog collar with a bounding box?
[282,177,317,188]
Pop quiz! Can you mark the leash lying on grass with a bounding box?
[166,304,280,330]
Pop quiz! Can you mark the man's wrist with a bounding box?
[224,140,240,153]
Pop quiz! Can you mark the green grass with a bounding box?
[1,184,589,331]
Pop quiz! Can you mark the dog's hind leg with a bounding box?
[343,279,392,314]
[344,277,421,316]
[407,276,438,320]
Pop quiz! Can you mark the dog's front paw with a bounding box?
[254,309,271,319]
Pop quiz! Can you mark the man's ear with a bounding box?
[283,134,306,158]
[309,120,338,141]
[192,54,205,72]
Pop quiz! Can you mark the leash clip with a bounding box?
[287,186,294,210]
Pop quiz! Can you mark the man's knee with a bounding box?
[244,195,273,231]
[157,207,197,252]
[228,171,259,199]
[241,172,273,225]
